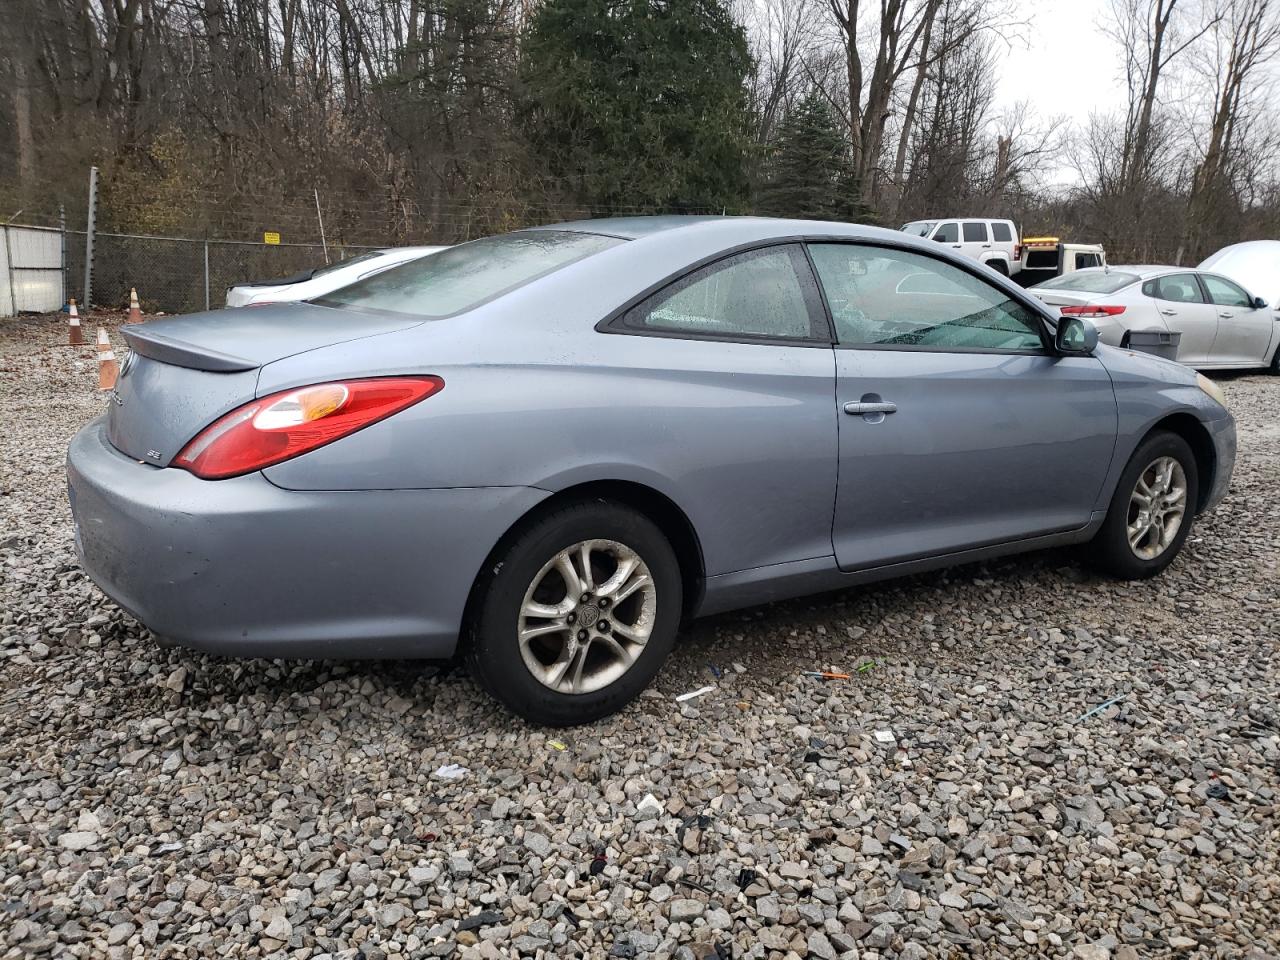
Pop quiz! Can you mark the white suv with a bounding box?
[901,218,1018,276]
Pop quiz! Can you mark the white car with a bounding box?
[1199,240,1280,313]
[901,218,1018,275]
[225,246,445,307]
[1031,266,1279,371]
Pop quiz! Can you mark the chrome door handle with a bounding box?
[1160,308,1177,316]
[1218,312,1233,318]
[844,401,897,415]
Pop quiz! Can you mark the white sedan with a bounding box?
[1031,265,1279,371]
[225,246,445,307]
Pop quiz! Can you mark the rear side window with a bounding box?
[962,222,988,242]
[991,222,1013,242]
[1201,274,1251,307]
[318,231,624,318]
[1035,271,1138,294]
[619,245,822,341]
[934,223,959,243]
[1075,252,1102,269]
[1147,274,1204,304]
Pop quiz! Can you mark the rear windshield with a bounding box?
[902,221,935,237]
[317,231,624,317]
[1033,270,1138,294]
[312,250,386,278]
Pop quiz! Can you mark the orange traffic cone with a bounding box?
[98,338,120,392]
[67,299,85,346]
[127,287,143,324]
[97,326,111,356]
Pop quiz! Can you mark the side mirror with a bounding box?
[1253,296,1268,309]
[1055,316,1099,355]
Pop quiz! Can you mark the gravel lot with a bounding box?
[2,314,1278,960]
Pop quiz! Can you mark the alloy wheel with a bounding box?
[517,539,657,694]
[1126,456,1188,560]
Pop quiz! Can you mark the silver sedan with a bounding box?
[1031,266,1280,371]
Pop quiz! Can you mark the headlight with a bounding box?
[1196,373,1227,409]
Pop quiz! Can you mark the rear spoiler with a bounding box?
[121,327,257,373]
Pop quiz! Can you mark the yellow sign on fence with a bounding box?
[263,231,281,245]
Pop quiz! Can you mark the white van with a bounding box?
[901,218,1019,275]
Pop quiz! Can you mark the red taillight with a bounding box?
[173,377,444,479]
[1060,305,1126,319]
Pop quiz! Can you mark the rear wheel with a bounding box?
[1088,431,1198,579]
[468,501,681,726]
[1269,343,1280,374]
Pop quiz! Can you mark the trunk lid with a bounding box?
[108,304,421,466]
[1031,291,1097,308]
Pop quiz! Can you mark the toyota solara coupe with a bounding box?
[67,217,1236,725]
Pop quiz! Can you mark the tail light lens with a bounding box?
[1060,305,1126,319]
[174,376,443,479]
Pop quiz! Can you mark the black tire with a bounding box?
[1269,344,1280,375]
[467,500,682,726]
[1088,431,1199,580]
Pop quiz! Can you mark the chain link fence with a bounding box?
[62,230,380,315]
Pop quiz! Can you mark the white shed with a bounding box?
[0,225,64,316]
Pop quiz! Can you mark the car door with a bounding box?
[1143,273,1219,364]
[989,221,1017,265]
[1199,273,1274,366]
[961,221,991,263]
[807,242,1117,571]
[931,222,962,256]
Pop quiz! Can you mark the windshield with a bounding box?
[318,231,624,317]
[1033,270,1139,294]
[902,221,936,237]
[310,250,386,278]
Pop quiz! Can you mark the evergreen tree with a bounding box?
[757,92,868,222]
[519,0,754,213]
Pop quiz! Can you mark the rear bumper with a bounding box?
[1202,414,1236,514]
[67,418,548,658]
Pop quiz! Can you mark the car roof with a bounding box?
[909,217,1013,223]
[529,215,915,245]
[1105,265,1199,279]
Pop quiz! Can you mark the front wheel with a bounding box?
[1088,431,1199,579]
[468,501,682,726]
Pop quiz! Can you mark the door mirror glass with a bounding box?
[1056,316,1098,355]
[1253,296,1268,309]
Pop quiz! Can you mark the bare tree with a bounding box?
[1184,0,1280,258]
[1106,0,1216,195]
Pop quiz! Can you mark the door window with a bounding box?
[618,244,823,341]
[991,222,1013,242]
[1201,274,1251,308]
[809,243,1045,352]
[962,222,989,242]
[1074,252,1101,269]
[1147,274,1205,304]
[933,223,960,243]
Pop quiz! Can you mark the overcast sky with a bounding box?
[997,0,1119,126]
[995,0,1120,184]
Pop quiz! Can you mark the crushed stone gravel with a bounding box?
[1,314,1278,959]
